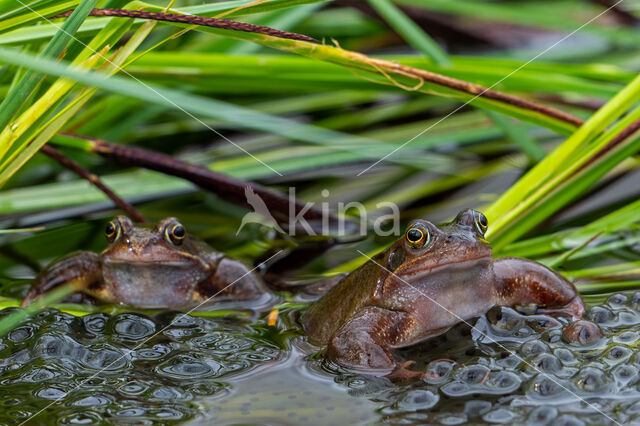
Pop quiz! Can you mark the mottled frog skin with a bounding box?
[22,216,267,309]
[302,209,594,376]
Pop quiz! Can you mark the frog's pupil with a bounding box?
[407,228,422,242]
[479,214,488,227]
[105,223,115,236]
[173,225,185,238]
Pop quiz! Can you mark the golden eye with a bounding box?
[406,225,430,248]
[165,222,186,245]
[474,210,488,235]
[105,220,120,243]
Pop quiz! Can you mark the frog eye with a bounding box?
[473,211,489,235]
[405,224,430,249]
[165,222,186,245]
[105,219,121,243]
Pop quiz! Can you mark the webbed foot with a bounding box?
[386,361,425,381]
[562,320,602,343]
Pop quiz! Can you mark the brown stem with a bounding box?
[40,144,147,223]
[589,0,638,26]
[53,8,318,43]
[579,118,640,172]
[74,135,342,231]
[56,10,580,130]
[358,55,584,128]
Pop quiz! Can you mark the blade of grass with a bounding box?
[486,72,640,235]
[364,1,544,162]
[491,111,640,248]
[36,4,581,133]
[0,284,75,337]
[0,0,98,131]
[0,47,455,179]
[368,0,450,66]
[485,110,545,162]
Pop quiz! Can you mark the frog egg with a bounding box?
[484,371,521,394]
[630,291,640,310]
[396,389,439,411]
[607,293,627,307]
[486,306,522,331]
[8,326,34,343]
[425,359,455,382]
[526,375,572,402]
[572,367,611,393]
[585,306,616,325]
[527,353,562,375]
[617,310,640,326]
[110,313,157,341]
[519,340,550,358]
[82,313,109,336]
[482,408,517,423]
[612,364,637,386]
[553,348,579,366]
[612,330,638,345]
[463,400,491,418]
[604,345,633,365]
[527,316,562,333]
[528,405,558,425]
[458,364,491,385]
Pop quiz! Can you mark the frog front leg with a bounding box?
[21,252,102,307]
[193,255,268,303]
[327,306,418,376]
[492,257,585,320]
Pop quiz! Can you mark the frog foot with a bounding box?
[562,320,602,343]
[386,361,425,381]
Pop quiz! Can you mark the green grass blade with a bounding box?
[486,73,640,236]
[0,47,443,175]
[0,0,98,130]
[368,0,450,66]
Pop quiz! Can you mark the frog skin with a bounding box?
[21,216,268,309]
[301,209,597,376]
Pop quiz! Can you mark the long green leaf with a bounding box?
[0,47,447,177]
[0,0,98,130]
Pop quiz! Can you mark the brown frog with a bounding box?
[21,216,268,308]
[302,209,597,377]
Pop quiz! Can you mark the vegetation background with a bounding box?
[0,0,640,325]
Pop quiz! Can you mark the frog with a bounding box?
[21,216,268,309]
[301,209,598,377]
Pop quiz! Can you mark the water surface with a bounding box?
[0,291,638,425]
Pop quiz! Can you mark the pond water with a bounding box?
[0,291,638,425]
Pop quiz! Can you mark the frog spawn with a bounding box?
[325,291,640,425]
[0,291,638,424]
[0,309,280,423]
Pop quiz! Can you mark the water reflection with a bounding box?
[194,349,378,425]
